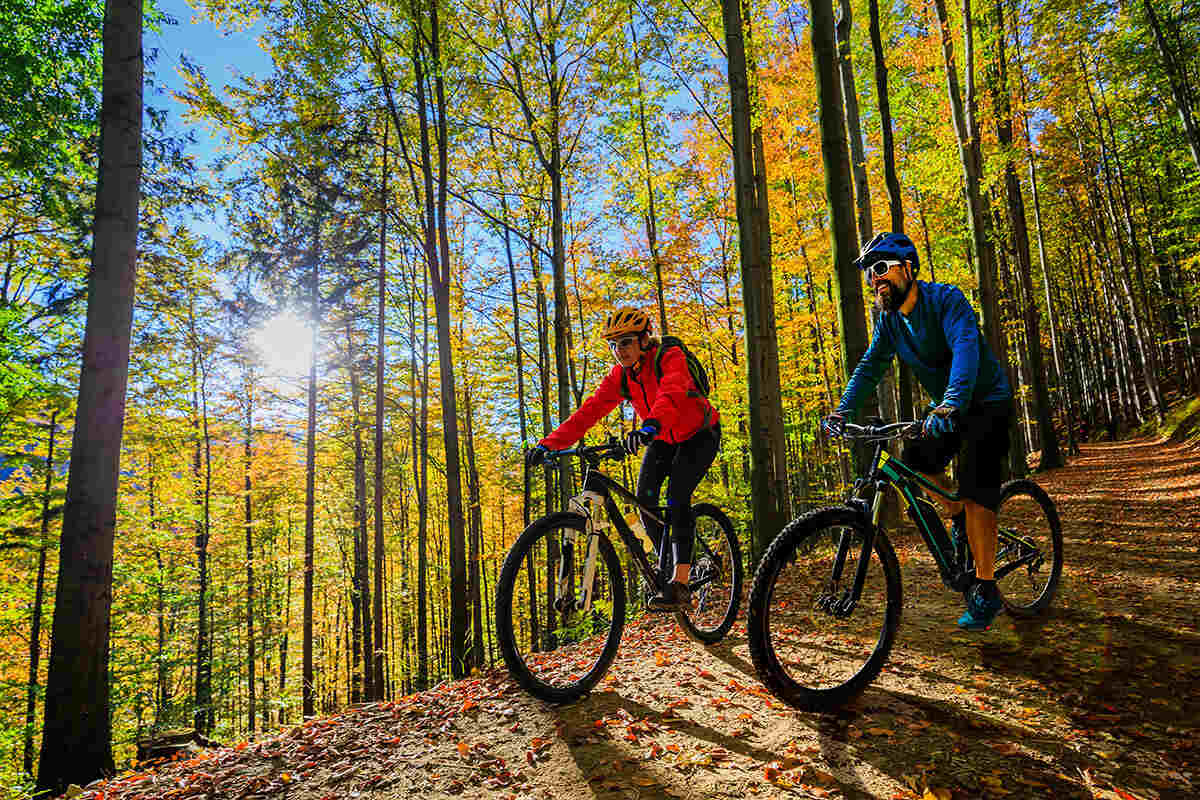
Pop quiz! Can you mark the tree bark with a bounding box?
[988,0,1060,468]
[24,410,57,775]
[1142,0,1200,171]
[244,386,256,733]
[722,0,790,559]
[812,0,873,428]
[372,115,388,700]
[37,0,141,787]
[302,229,319,719]
[414,0,468,679]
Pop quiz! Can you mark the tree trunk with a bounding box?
[868,0,903,232]
[1142,0,1200,172]
[244,390,256,733]
[36,0,141,787]
[348,318,370,703]
[722,0,790,559]
[193,344,213,734]
[413,0,468,679]
[988,0,1060,468]
[463,382,485,673]
[628,6,668,333]
[812,0,873,431]
[373,115,388,701]
[302,233,319,719]
[24,410,57,775]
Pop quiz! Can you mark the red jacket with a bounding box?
[541,344,720,450]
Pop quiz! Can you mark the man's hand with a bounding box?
[923,405,959,438]
[525,443,550,467]
[821,412,848,439]
[624,420,660,455]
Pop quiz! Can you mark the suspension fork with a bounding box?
[562,491,605,613]
[828,482,885,613]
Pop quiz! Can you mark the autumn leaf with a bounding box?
[922,789,951,800]
[456,741,470,759]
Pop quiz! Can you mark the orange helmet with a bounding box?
[601,306,651,340]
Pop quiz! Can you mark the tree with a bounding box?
[721,0,790,556]
[37,0,142,789]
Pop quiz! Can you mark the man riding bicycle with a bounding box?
[526,306,721,612]
[823,232,1015,631]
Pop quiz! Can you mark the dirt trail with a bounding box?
[78,438,1200,800]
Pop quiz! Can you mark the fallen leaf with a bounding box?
[922,789,951,800]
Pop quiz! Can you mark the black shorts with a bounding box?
[900,402,1013,511]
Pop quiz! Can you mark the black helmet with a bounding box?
[854,232,919,276]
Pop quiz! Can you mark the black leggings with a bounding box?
[636,424,721,566]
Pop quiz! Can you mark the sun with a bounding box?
[251,311,314,379]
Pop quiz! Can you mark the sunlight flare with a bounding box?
[251,311,314,378]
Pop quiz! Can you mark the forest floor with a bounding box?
[76,436,1200,800]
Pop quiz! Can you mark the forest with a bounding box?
[2,0,1198,793]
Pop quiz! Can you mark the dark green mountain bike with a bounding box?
[747,419,1062,712]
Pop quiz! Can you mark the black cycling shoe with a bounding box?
[647,581,693,612]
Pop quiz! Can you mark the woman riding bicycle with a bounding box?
[526,306,721,611]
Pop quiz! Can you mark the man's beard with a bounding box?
[874,278,909,312]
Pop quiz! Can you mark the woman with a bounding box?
[526,306,721,611]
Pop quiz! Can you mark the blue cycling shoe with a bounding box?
[957,583,1004,631]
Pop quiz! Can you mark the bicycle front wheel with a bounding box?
[675,504,743,644]
[747,507,902,712]
[495,512,626,704]
[994,479,1062,617]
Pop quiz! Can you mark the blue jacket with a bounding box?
[837,281,1011,417]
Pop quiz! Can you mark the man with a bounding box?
[527,306,721,611]
[823,232,1014,631]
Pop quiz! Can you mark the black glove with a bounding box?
[821,412,848,439]
[525,443,550,467]
[923,404,959,438]
[624,420,660,455]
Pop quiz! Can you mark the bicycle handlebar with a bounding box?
[838,420,924,440]
[543,438,628,465]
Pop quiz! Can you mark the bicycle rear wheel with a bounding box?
[675,504,743,644]
[747,507,902,712]
[495,512,626,703]
[993,479,1062,617]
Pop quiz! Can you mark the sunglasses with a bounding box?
[863,259,904,279]
[608,335,640,350]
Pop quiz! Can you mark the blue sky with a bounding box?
[148,0,271,164]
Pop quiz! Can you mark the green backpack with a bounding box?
[619,336,711,401]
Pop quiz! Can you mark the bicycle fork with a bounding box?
[821,485,885,617]
[556,492,604,615]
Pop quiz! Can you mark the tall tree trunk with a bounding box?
[415,246,431,690]
[413,0,468,679]
[463,382,485,673]
[933,0,1004,357]
[244,390,256,733]
[37,0,141,787]
[24,410,57,775]
[812,0,873,441]
[722,0,790,558]
[373,116,388,700]
[868,0,902,232]
[302,233,320,719]
[193,345,213,734]
[988,0,1060,468]
[1142,0,1200,171]
[837,0,898,447]
[348,319,371,703]
[628,6,668,333]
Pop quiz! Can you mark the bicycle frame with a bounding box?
[558,460,720,615]
[838,427,1042,600]
[828,431,968,611]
